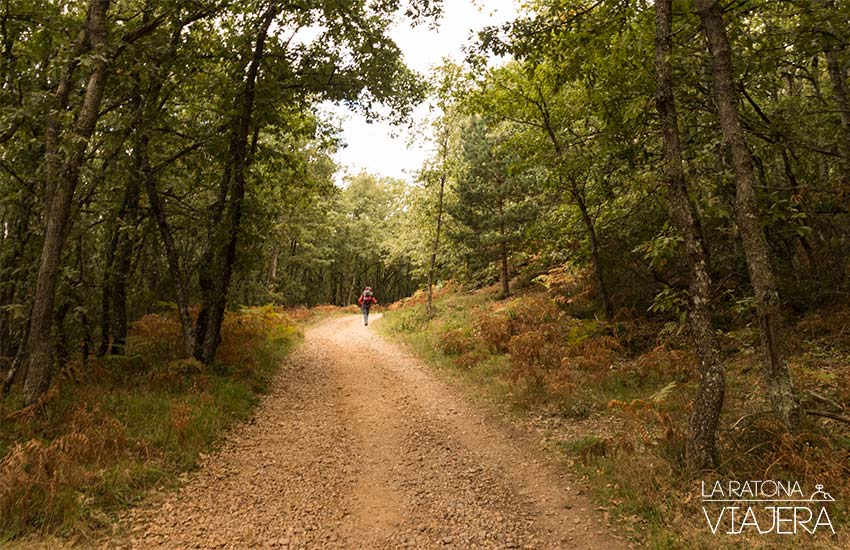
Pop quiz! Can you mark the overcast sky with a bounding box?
[324,0,519,185]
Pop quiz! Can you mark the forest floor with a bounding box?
[102,314,626,550]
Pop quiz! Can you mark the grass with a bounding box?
[380,280,850,549]
[0,305,301,544]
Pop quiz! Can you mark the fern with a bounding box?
[650,381,677,404]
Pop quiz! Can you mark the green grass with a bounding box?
[559,434,604,455]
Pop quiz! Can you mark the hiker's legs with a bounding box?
[363,308,369,325]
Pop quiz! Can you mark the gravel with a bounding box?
[105,315,626,550]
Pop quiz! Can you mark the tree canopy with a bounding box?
[0,0,438,403]
[3,0,850,469]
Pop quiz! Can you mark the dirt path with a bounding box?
[108,315,626,549]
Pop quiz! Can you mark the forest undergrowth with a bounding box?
[0,306,304,544]
[380,273,850,549]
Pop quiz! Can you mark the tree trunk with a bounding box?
[142,160,196,358]
[105,63,148,356]
[23,0,111,405]
[571,183,613,322]
[0,191,33,360]
[348,269,357,305]
[98,175,139,356]
[0,213,5,363]
[655,0,725,468]
[498,199,510,299]
[816,0,850,186]
[80,308,91,363]
[98,228,117,357]
[195,6,276,364]
[73,234,91,364]
[1,322,26,397]
[109,179,140,355]
[500,238,510,298]
[825,51,850,185]
[54,301,71,369]
[268,245,279,287]
[133,18,198,359]
[695,0,799,427]
[427,134,448,318]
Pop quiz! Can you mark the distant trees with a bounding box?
[258,171,418,308]
[1,0,438,406]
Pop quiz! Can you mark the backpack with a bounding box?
[362,290,373,306]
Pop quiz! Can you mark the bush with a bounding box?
[127,313,184,365]
[508,325,564,382]
[0,306,301,540]
[438,327,475,356]
[474,310,512,353]
[0,406,128,537]
[383,282,850,549]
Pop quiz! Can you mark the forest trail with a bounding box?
[108,315,626,550]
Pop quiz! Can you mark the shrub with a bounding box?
[127,313,184,364]
[0,406,127,537]
[438,327,475,356]
[628,346,694,383]
[508,325,564,383]
[454,349,491,369]
[0,306,300,540]
[563,334,623,373]
[474,310,512,353]
[796,307,850,348]
[535,265,599,318]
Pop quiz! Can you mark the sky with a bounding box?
[325,0,520,185]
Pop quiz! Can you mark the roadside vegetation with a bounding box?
[4,0,850,547]
[379,2,850,546]
[0,306,299,543]
[381,278,850,548]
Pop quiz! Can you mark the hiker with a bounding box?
[358,287,377,325]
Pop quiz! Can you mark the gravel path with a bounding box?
[108,315,626,549]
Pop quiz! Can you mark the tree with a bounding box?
[193,4,277,365]
[472,11,659,322]
[23,0,113,405]
[451,116,538,298]
[654,0,725,468]
[424,126,449,318]
[814,0,850,187]
[422,65,465,318]
[695,0,800,427]
[3,0,441,406]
